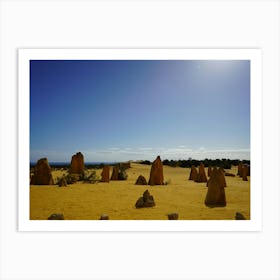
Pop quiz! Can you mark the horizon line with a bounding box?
[30,158,251,164]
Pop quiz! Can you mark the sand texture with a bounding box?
[30,163,250,220]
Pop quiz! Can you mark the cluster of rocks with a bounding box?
[189,163,207,183]
[30,152,85,186]
[30,152,132,185]
[134,156,164,186]
[237,162,250,181]
[190,164,236,183]
[110,165,128,181]
[100,163,130,182]
[100,162,131,183]
[33,153,249,219]
[135,190,156,208]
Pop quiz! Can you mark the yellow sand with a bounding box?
[30,163,250,220]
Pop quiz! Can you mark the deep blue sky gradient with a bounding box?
[30,60,250,162]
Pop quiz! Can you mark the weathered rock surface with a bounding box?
[110,165,127,180]
[101,166,110,182]
[30,158,54,185]
[189,165,198,180]
[218,167,225,173]
[237,162,250,180]
[69,152,84,174]
[135,190,155,208]
[237,162,243,177]
[195,163,208,183]
[205,167,226,207]
[110,166,119,180]
[242,165,249,181]
[135,175,148,185]
[148,156,164,185]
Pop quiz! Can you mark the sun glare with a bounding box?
[202,60,240,74]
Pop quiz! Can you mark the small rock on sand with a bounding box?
[167,213,179,220]
[235,212,246,220]
[48,213,64,220]
[99,214,109,220]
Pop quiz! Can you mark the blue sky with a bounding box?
[30,60,250,162]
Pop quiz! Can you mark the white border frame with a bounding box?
[18,48,262,232]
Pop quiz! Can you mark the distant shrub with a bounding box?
[160,158,243,169]
[118,169,128,180]
[163,159,170,166]
[242,160,250,165]
[65,173,80,184]
[119,162,131,170]
[221,162,232,169]
[86,163,104,169]
[57,176,67,187]
[140,160,151,165]
[164,179,172,185]
[83,170,100,184]
[163,159,177,167]
[53,174,67,185]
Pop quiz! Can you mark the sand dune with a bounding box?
[30,163,250,220]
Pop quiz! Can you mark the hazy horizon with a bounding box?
[30,152,251,164]
[30,60,250,162]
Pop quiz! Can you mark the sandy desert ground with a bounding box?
[30,163,250,220]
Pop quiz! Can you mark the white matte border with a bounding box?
[18,48,262,232]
